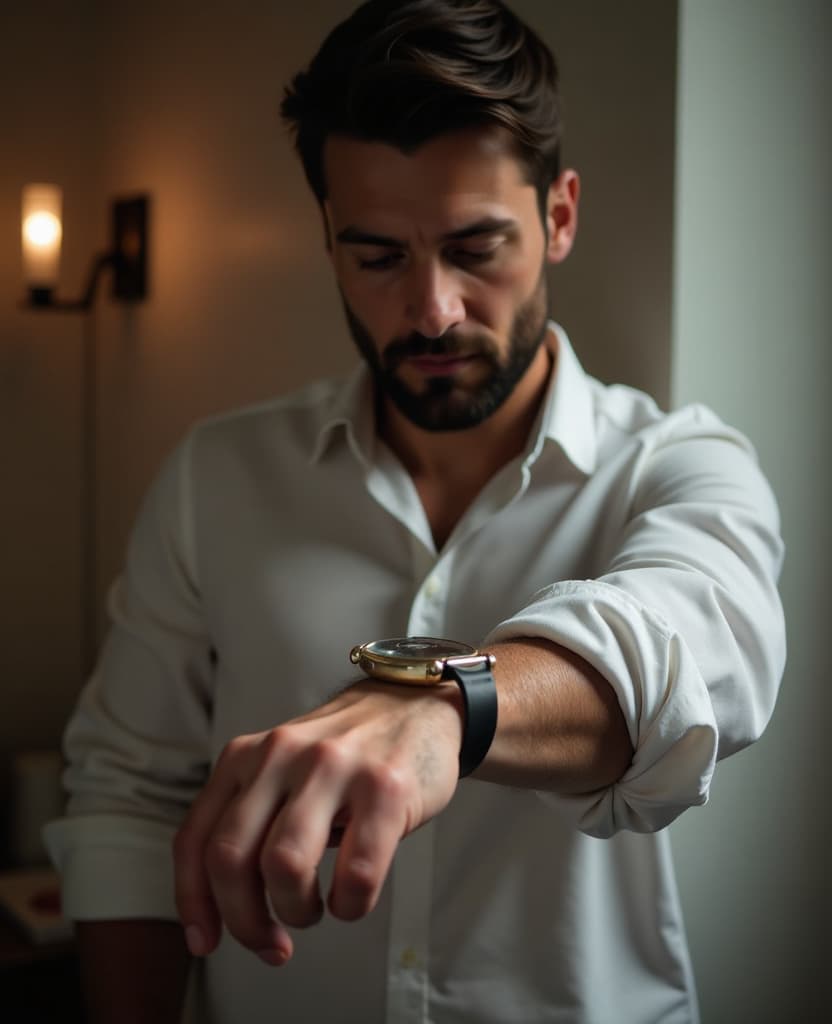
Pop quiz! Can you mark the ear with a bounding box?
[544,170,580,264]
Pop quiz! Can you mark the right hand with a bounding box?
[173,678,463,965]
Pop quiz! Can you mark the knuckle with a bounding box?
[217,732,252,765]
[217,730,286,776]
[358,762,408,805]
[205,836,249,880]
[260,841,308,886]
[258,725,300,763]
[334,861,378,921]
[343,858,376,900]
[307,737,349,774]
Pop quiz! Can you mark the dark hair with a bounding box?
[281,0,562,212]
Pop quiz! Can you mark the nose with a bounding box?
[403,261,465,339]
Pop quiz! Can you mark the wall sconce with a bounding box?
[21,183,149,311]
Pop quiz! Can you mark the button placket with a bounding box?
[385,821,435,1023]
[423,574,441,601]
[408,554,452,638]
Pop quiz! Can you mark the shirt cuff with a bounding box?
[44,814,179,921]
[486,579,719,838]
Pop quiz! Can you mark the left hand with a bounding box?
[173,679,462,966]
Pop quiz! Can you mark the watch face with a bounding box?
[350,636,479,684]
[366,637,475,661]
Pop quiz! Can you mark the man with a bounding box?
[46,1,786,1022]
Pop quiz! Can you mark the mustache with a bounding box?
[383,331,495,370]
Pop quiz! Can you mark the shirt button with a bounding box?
[424,575,441,600]
[399,947,421,969]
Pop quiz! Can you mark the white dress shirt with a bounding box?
[46,324,785,1023]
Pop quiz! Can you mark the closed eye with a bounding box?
[358,251,405,271]
[449,247,498,265]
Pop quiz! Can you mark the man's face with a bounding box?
[323,128,555,431]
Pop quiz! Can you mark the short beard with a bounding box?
[341,272,549,432]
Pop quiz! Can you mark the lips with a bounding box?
[406,354,476,376]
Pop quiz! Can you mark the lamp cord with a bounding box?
[80,315,98,681]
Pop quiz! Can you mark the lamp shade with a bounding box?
[22,183,62,290]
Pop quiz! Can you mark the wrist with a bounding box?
[349,638,498,778]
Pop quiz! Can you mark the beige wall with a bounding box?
[87,0,363,630]
[0,2,99,755]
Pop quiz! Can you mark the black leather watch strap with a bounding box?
[443,661,498,778]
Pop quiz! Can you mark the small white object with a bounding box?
[21,183,62,289]
[0,867,72,944]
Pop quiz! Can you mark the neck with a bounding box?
[378,335,556,547]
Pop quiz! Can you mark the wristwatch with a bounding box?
[349,637,498,778]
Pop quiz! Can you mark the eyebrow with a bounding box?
[335,216,517,249]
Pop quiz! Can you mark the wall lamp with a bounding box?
[21,183,149,311]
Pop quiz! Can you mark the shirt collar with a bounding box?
[310,321,597,475]
[310,363,377,466]
[530,322,598,476]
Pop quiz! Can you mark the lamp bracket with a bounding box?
[24,195,149,312]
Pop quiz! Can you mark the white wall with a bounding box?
[516,0,677,405]
[671,2,831,1020]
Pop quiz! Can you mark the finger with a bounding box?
[174,743,245,956]
[260,740,349,929]
[328,764,407,922]
[203,734,297,961]
[205,797,295,964]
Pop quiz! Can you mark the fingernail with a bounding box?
[186,924,208,956]
[258,947,289,967]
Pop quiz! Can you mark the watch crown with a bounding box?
[349,645,361,664]
[428,659,446,681]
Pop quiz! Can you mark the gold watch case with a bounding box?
[349,636,495,685]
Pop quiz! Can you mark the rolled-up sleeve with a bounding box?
[45,431,213,921]
[486,416,786,838]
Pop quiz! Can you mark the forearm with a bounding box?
[76,919,191,1024]
[476,637,633,793]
